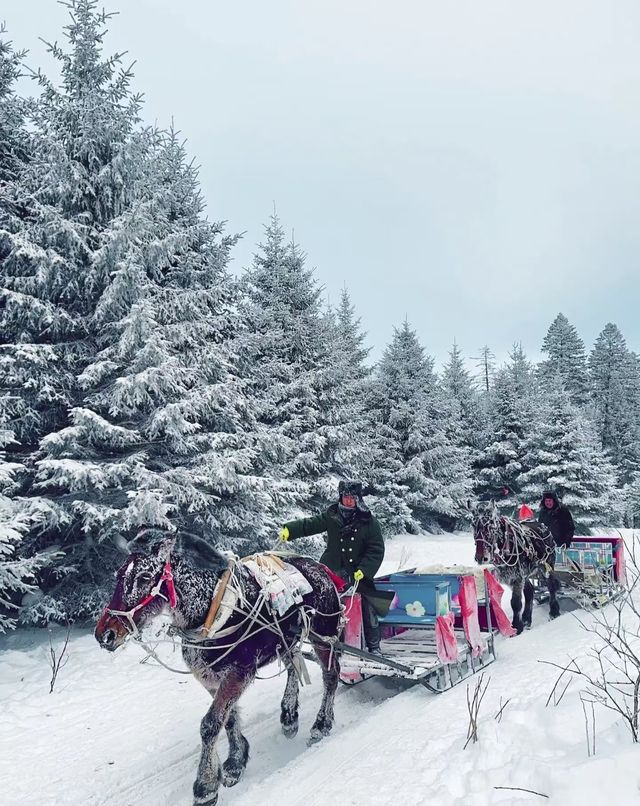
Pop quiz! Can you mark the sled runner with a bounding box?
[533,535,626,611]
[331,567,509,691]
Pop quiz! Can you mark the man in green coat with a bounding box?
[280,480,385,654]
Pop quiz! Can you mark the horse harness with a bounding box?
[477,515,554,572]
[102,560,178,637]
[103,552,344,680]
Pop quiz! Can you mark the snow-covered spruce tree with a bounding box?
[367,322,472,534]
[473,344,497,438]
[624,474,640,528]
[518,385,622,531]
[239,213,348,522]
[0,25,29,186]
[505,342,537,401]
[473,368,529,512]
[0,2,150,619]
[621,351,640,487]
[504,342,544,431]
[589,323,640,485]
[31,128,272,619]
[441,341,484,453]
[422,384,474,531]
[474,345,496,395]
[0,1,146,457]
[333,287,371,382]
[0,26,32,459]
[322,287,375,482]
[0,475,56,630]
[621,351,640,489]
[538,313,589,405]
[0,27,65,619]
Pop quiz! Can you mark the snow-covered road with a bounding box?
[2,532,638,806]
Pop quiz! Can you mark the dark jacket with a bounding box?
[538,492,575,548]
[284,504,385,585]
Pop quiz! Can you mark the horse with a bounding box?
[94,535,342,806]
[470,502,560,633]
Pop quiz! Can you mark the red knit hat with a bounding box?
[518,504,535,521]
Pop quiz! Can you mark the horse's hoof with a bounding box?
[193,781,218,806]
[281,720,299,739]
[222,761,245,788]
[549,611,560,620]
[193,792,218,806]
[308,724,332,745]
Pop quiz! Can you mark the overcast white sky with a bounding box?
[4,0,640,367]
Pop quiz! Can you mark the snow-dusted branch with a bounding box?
[543,535,640,744]
[464,673,490,749]
[494,696,511,723]
[48,623,71,694]
[494,787,549,800]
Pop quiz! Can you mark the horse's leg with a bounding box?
[309,641,339,744]
[510,578,524,635]
[221,706,250,788]
[280,660,300,738]
[548,570,561,619]
[522,578,534,628]
[193,669,252,806]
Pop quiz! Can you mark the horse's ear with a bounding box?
[176,532,228,572]
[113,533,131,555]
[154,537,176,562]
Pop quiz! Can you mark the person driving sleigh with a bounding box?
[279,480,386,655]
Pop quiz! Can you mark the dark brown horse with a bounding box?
[471,502,560,632]
[95,536,342,806]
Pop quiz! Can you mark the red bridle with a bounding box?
[101,559,178,637]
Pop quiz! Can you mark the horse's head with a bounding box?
[470,500,502,565]
[95,536,177,652]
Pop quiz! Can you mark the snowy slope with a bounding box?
[1,532,639,806]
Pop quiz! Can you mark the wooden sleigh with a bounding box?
[331,566,514,692]
[533,535,627,611]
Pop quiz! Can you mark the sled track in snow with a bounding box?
[94,676,410,806]
[96,745,200,806]
[95,619,559,806]
[230,611,595,806]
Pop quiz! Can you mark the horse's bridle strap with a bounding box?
[202,567,232,636]
[106,559,177,636]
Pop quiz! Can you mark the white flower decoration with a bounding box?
[405,600,426,617]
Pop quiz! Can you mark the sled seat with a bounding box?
[375,574,458,625]
[555,535,625,578]
[555,541,614,575]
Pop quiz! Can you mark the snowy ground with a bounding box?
[2,531,639,806]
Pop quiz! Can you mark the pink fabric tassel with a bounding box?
[435,613,459,662]
[483,569,517,637]
[615,540,626,585]
[340,594,364,684]
[320,563,348,592]
[458,575,485,657]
